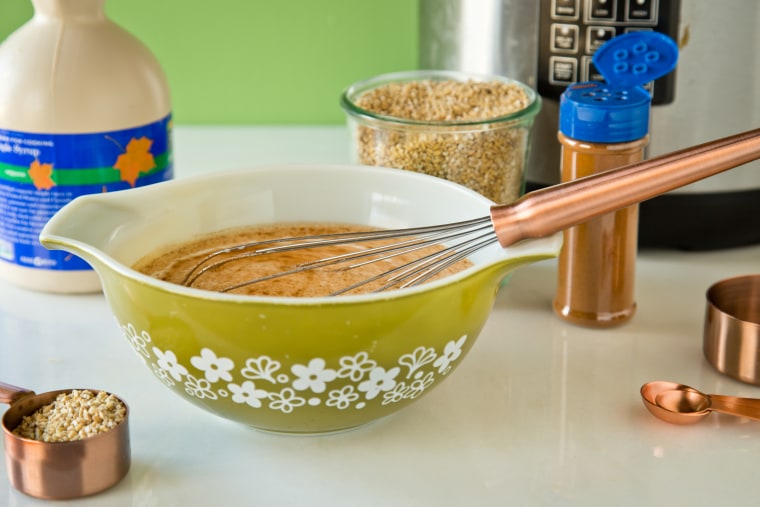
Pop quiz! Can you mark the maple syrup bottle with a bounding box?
[0,0,171,293]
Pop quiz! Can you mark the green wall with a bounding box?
[0,0,419,125]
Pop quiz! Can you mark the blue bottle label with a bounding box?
[0,114,172,271]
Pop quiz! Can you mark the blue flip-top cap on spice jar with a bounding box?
[559,31,679,143]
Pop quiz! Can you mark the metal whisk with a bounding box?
[182,216,499,295]
[183,128,760,295]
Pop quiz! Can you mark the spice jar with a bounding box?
[553,32,678,327]
[0,0,172,293]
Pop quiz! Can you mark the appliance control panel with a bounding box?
[537,0,680,104]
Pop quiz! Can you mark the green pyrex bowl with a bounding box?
[40,165,561,434]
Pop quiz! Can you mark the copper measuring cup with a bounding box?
[1,381,130,500]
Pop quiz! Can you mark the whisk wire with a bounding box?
[334,232,500,296]
[314,222,494,271]
[184,216,494,291]
[393,234,500,290]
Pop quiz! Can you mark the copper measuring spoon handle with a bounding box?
[707,394,760,420]
[0,382,36,405]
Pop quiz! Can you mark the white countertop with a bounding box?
[2,126,760,506]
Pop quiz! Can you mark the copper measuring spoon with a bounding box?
[1,381,130,500]
[640,380,760,425]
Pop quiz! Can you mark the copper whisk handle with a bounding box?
[491,128,760,247]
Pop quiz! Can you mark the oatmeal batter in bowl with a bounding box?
[133,223,473,297]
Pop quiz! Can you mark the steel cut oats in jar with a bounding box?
[340,70,541,204]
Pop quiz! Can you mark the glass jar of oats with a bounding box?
[340,70,541,204]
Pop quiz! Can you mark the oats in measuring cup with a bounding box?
[12,389,126,442]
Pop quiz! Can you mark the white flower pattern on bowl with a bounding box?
[120,322,468,413]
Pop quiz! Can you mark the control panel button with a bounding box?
[587,0,616,20]
[549,56,578,84]
[551,24,580,52]
[553,0,580,19]
[582,56,604,82]
[586,26,617,52]
[626,0,657,22]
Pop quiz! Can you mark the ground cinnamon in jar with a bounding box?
[553,133,648,327]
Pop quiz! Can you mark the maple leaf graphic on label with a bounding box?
[28,160,56,190]
[113,137,156,187]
